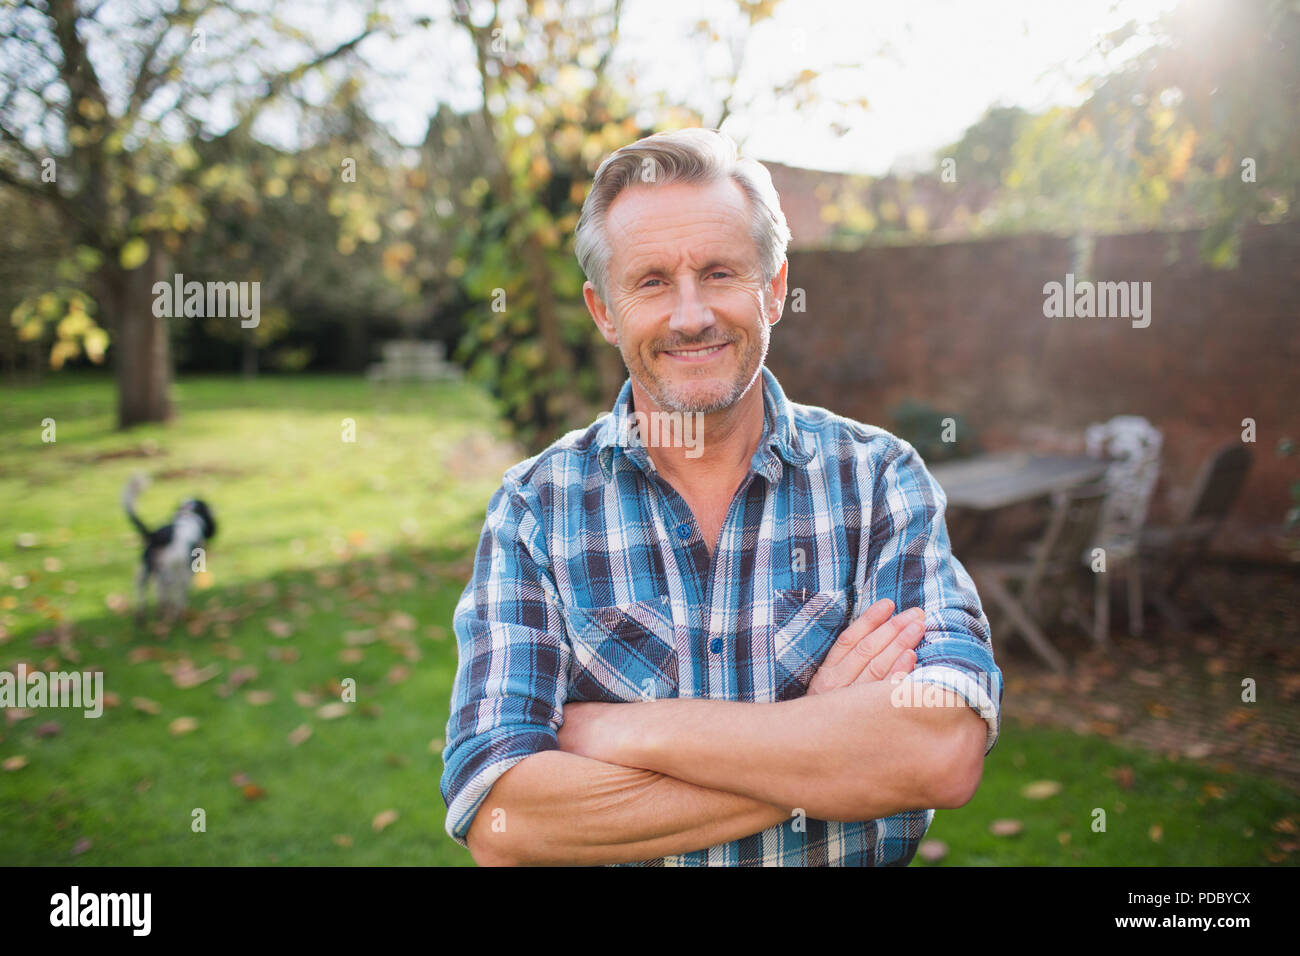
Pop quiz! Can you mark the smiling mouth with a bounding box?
[661,343,729,360]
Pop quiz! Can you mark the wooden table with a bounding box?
[929,453,1109,511]
[928,453,1112,673]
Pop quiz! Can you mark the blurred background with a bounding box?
[0,0,1296,866]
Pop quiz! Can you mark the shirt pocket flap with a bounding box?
[564,595,677,703]
[771,588,851,701]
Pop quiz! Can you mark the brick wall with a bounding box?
[767,222,1300,561]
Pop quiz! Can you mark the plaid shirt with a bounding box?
[441,367,1002,865]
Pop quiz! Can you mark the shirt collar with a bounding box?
[595,366,813,482]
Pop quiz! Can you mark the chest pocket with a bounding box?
[563,595,678,703]
[771,588,852,701]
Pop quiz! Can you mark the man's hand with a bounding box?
[806,598,925,695]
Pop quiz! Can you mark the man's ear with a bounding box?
[766,259,789,326]
[584,281,619,345]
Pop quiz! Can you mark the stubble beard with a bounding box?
[622,314,770,415]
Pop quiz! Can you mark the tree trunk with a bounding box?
[242,337,258,379]
[104,254,174,429]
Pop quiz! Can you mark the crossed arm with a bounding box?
[465,600,989,866]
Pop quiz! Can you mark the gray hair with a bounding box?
[574,128,792,304]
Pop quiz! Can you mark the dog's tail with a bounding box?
[122,472,151,540]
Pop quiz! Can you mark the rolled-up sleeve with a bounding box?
[863,441,1003,755]
[440,481,570,848]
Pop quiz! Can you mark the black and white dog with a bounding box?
[121,473,217,625]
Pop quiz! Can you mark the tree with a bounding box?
[0,0,389,426]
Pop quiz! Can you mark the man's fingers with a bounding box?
[821,597,894,671]
[879,648,917,682]
[843,607,923,672]
[864,630,923,683]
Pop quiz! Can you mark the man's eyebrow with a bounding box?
[622,257,743,284]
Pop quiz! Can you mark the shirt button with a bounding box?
[675,522,692,541]
[709,637,723,654]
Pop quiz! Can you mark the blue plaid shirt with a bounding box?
[442,367,1002,865]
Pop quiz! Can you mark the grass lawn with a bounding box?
[0,372,1295,865]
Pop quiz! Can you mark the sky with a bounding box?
[347,0,1181,176]
[255,0,1184,176]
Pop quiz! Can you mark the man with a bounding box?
[441,128,1003,866]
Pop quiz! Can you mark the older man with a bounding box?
[441,128,1002,866]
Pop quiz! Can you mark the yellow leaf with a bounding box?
[119,238,149,270]
[49,340,79,370]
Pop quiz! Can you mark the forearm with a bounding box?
[583,681,986,820]
[465,749,792,866]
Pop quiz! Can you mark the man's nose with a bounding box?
[668,278,714,337]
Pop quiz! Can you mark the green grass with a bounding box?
[923,720,1297,865]
[0,372,1295,865]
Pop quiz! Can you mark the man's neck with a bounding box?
[631,376,766,495]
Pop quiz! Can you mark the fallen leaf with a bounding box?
[388,611,416,631]
[230,772,251,787]
[288,724,312,747]
[339,648,364,663]
[131,697,161,715]
[105,593,129,614]
[1020,780,1061,800]
[917,839,947,862]
[1224,708,1254,730]
[293,690,320,708]
[1057,832,1071,846]
[3,755,28,771]
[1145,701,1171,719]
[372,809,399,831]
[242,783,266,800]
[171,661,221,689]
[169,716,198,736]
[989,819,1022,837]
[333,834,353,848]
[1115,766,1135,790]
[315,701,350,720]
[1149,824,1163,842]
[70,837,92,856]
[34,721,61,739]
[245,690,274,706]
[266,618,293,639]
[1184,742,1213,759]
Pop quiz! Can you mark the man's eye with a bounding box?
[707,271,730,280]
[642,278,663,288]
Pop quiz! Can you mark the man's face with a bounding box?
[584,177,786,415]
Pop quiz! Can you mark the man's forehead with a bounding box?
[605,178,756,272]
